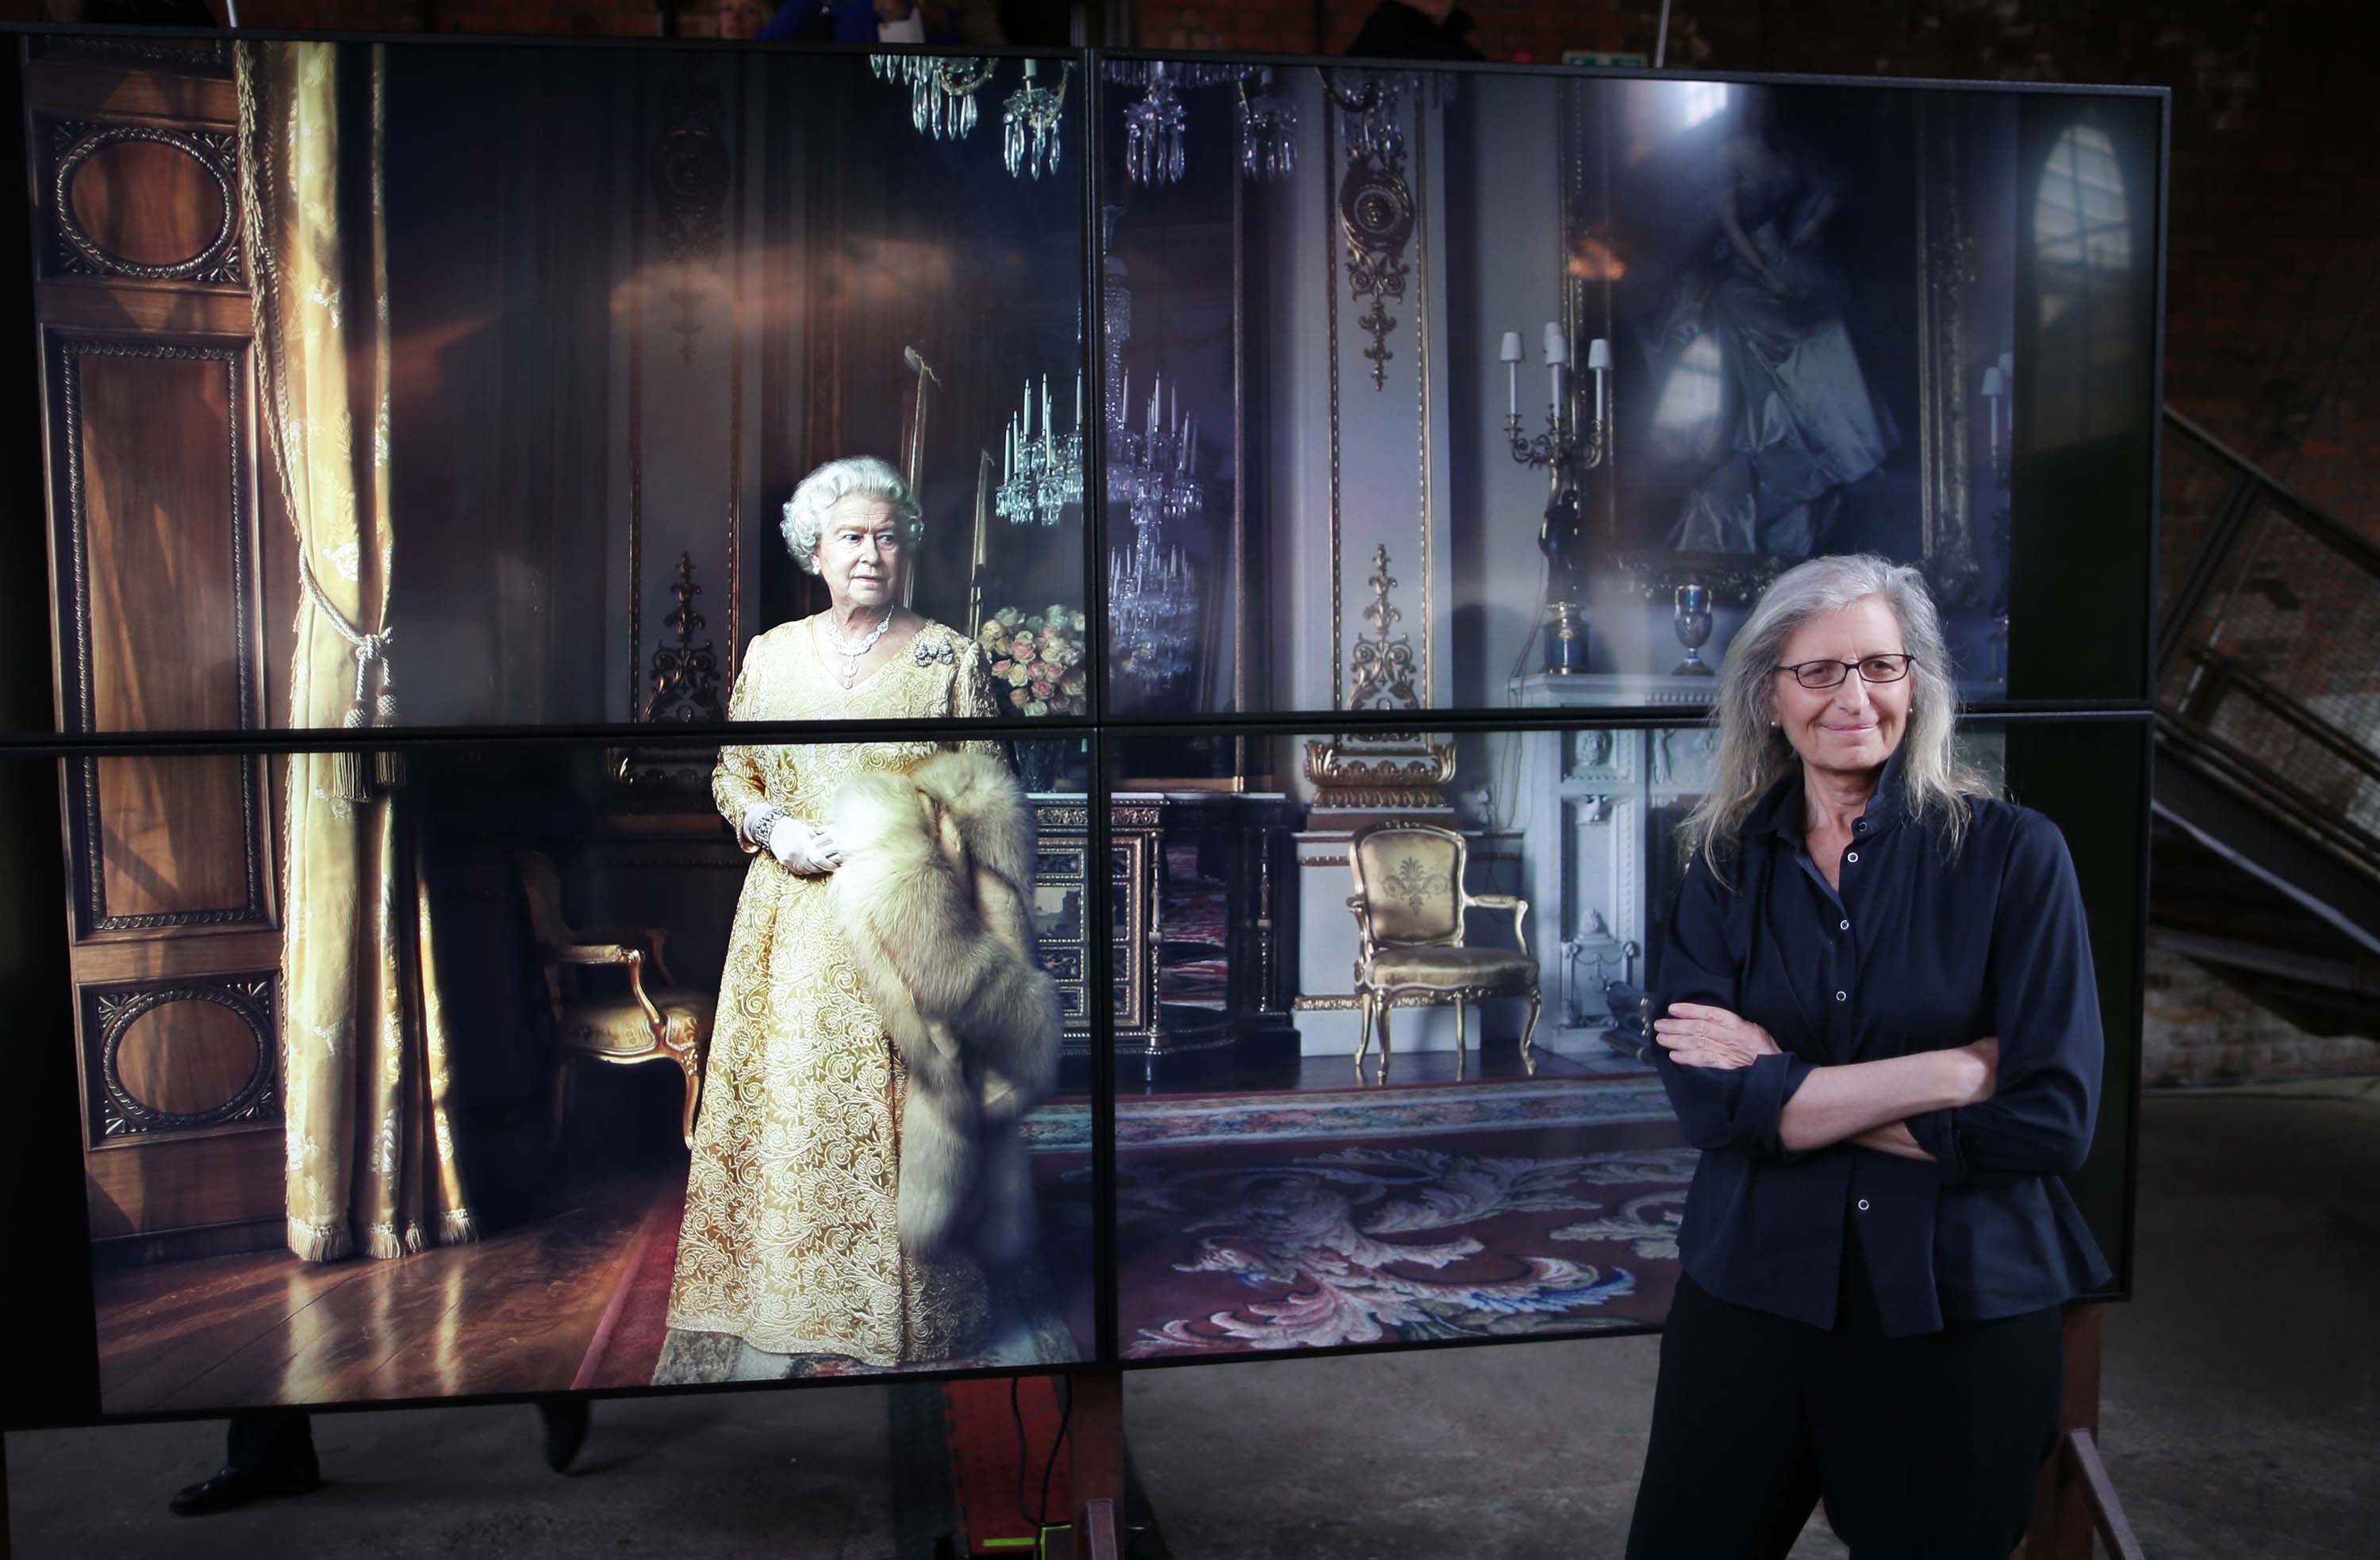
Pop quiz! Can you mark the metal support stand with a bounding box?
[2025,1305,2146,1560]
[1069,1367,1127,1559]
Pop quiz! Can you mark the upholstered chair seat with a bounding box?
[1345,822,1541,1083]
[519,851,714,1150]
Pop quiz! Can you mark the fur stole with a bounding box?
[824,750,1059,1265]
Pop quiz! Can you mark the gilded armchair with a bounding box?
[517,851,716,1151]
[1346,822,1540,1082]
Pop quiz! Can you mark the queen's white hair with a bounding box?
[780,455,923,575]
[1678,553,1994,883]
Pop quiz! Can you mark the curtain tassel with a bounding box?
[288,1217,352,1263]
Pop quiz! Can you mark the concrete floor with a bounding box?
[10,1080,2377,1558]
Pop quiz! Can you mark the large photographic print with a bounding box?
[26,36,1090,738]
[1599,84,2013,614]
[70,738,1097,1413]
[1090,66,2052,714]
[2,31,2161,1431]
[1091,717,2141,1363]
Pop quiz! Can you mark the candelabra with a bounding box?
[1105,370,1203,686]
[1499,322,1613,673]
[1100,208,1203,688]
[996,372,1085,527]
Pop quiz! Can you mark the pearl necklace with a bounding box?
[818,607,895,689]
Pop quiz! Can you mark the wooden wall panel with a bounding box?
[29,48,286,1253]
[50,334,254,734]
[83,1129,284,1242]
[87,757,263,927]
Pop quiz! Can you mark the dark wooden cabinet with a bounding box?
[1036,791,1300,1083]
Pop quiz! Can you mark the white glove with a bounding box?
[765,814,843,875]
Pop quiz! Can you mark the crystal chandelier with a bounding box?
[1104,59,1294,188]
[1238,82,1298,181]
[1001,58,1069,180]
[1122,62,1187,186]
[870,54,994,140]
[995,373,1084,527]
[1108,521,1199,687]
[1100,208,1203,688]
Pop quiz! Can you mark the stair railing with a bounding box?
[2155,407,2380,884]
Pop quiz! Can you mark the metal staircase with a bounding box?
[2152,407,2380,1020]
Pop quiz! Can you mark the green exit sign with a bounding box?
[1562,51,1651,68]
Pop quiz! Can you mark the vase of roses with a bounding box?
[977,604,1088,792]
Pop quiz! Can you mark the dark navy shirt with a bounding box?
[1652,749,2113,1337]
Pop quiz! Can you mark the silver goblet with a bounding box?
[1672,583,1714,677]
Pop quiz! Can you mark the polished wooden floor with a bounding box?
[92,1044,1646,1413]
[94,1173,669,1414]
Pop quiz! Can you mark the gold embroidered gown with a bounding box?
[665,617,1004,1366]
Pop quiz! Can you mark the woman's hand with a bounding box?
[1654,1002,1783,1071]
[766,817,844,876]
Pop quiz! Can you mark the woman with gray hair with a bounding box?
[664,454,1015,1371]
[1625,554,2110,1558]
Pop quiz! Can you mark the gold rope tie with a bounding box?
[297,552,403,799]
[348,631,396,726]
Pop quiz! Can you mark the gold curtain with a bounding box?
[240,40,474,1263]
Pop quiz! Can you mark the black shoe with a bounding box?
[169,1458,323,1517]
[538,1400,591,1474]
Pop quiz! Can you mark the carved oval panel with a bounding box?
[49,122,241,285]
[92,978,278,1138]
[67,140,226,270]
[114,998,257,1117]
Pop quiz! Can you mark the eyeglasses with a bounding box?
[1773,654,1916,690]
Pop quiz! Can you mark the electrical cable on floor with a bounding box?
[1036,1374,1075,1539]
[1008,1373,1075,1552]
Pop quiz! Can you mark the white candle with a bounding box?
[1075,369,1083,433]
[1545,324,1567,420]
[1587,337,1611,427]
[1042,376,1054,453]
[1500,330,1523,420]
[1004,420,1013,480]
[1021,380,1031,440]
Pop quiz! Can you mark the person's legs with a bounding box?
[1625,1276,1823,1560]
[172,1409,322,1516]
[223,1409,318,1472]
[536,1396,591,1474]
[1810,1305,2064,1559]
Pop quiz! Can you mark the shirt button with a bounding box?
[1835,991,1847,1002]
[1855,820,1868,834]
[1839,919,1850,931]
[1846,851,1860,864]
[1857,1198,1871,1212]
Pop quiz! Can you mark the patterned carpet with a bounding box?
[1038,1077,1694,1357]
[579,1078,1692,1379]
